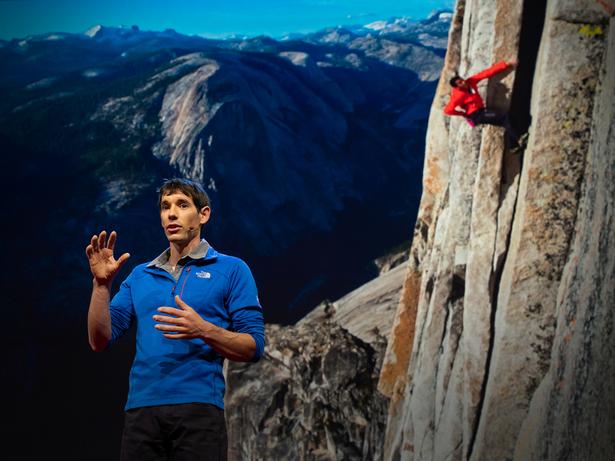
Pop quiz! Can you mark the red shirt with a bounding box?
[443,61,509,116]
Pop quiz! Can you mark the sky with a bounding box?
[0,0,454,40]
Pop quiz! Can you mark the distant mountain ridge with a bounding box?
[4,9,452,43]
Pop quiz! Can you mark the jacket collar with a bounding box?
[146,239,217,268]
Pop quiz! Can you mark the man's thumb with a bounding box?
[175,295,192,311]
[175,295,189,310]
[117,253,131,267]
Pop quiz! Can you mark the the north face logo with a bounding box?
[196,271,211,279]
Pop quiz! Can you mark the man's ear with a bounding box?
[200,206,211,225]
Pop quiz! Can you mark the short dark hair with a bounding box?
[449,75,462,87]
[157,178,210,211]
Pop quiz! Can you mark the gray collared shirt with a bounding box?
[147,239,210,280]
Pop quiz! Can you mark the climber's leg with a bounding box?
[469,108,519,147]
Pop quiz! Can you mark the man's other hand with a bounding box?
[85,230,130,286]
[154,295,213,340]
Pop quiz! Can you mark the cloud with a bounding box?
[346,12,376,19]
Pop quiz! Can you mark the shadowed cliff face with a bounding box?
[379,0,615,460]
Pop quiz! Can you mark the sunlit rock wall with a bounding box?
[379,0,615,460]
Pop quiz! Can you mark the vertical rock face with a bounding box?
[380,0,615,460]
[513,13,615,460]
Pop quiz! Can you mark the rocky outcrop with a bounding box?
[225,316,389,461]
[225,255,406,460]
[374,247,411,276]
[380,0,615,460]
[301,261,406,347]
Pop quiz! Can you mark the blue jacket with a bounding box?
[109,245,264,410]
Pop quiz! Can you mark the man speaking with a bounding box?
[86,178,265,461]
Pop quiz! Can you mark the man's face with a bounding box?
[160,191,210,244]
[455,78,469,90]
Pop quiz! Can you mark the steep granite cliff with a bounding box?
[379,0,615,460]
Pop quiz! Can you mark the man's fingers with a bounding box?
[107,231,117,251]
[91,235,99,252]
[155,324,187,332]
[157,306,185,316]
[153,314,183,325]
[154,323,186,333]
[99,230,107,249]
[163,333,188,340]
[86,244,94,258]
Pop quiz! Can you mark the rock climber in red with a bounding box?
[444,61,519,145]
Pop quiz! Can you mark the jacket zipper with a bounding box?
[178,266,191,298]
[171,266,191,299]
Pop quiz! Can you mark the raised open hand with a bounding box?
[85,230,130,285]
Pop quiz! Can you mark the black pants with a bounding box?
[469,108,518,146]
[120,403,228,461]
